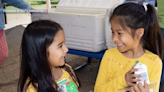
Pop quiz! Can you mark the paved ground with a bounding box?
[0,13,164,92]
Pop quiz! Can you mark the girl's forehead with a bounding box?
[110,16,120,22]
[110,17,130,31]
[110,20,132,34]
[110,20,123,29]
[53,30,65,41]
[110,17,122,26]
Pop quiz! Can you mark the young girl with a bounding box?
[94,2,162,92]
[18,20,79,92]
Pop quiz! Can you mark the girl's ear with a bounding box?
[135,28,144,39]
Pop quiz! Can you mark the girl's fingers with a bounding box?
[131,87,135,92]
[137,82,144,91]
[130,79,141,82]
[129,68,136,73]
[133,84,141,92]
[128,82,136,87]
[131,74,141,77]
[130,68,139,73]
[144,80,149,89]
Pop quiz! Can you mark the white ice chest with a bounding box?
[31,0,123,52]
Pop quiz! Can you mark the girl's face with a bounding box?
[110,19,140,53]
[47,30,68,67]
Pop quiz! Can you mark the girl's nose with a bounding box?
[64,44,68,53]
[112,35,118,43]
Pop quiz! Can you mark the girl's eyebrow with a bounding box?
[111,28,122,31]
[116,29,122,31]
[57,41,64,46]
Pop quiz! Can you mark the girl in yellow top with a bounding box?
[18,20,79,92]
[94,2,163,92]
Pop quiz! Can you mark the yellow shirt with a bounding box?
[26,64,78,92]
[94,47,162,92]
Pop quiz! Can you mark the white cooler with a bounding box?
[31,0,124,52]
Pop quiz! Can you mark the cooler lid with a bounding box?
[57,0,125,10]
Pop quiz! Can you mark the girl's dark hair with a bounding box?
[18,20,79,92]
[110,3,163,59]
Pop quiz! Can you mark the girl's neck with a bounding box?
[51,67,62,80]
[122,45,145,59]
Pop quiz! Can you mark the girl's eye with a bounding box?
[118,32,121,35]
[112,31,114,33]
[59,45,63,48]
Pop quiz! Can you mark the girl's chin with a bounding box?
[117,48,126,53]
[60,61,65,66]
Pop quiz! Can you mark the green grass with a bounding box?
[5,0,59,9]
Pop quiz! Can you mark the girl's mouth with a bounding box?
[117,44,124,48]
[61,57,65,60]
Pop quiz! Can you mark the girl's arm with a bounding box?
[2,0,31,10]
[94,51,128,92]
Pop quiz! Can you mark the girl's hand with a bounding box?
[131,80,149,92]
[125,68,141,86]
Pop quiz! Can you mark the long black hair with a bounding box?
[18,20,79,92]
[110,3,163,59]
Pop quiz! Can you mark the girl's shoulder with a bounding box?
[145,50,161,60]
[144,50,162,64]
[104,47,120,58]
[63,63,74,75]
[24,78,37,92]
[65,63,72,68]
[105,47,118,54]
